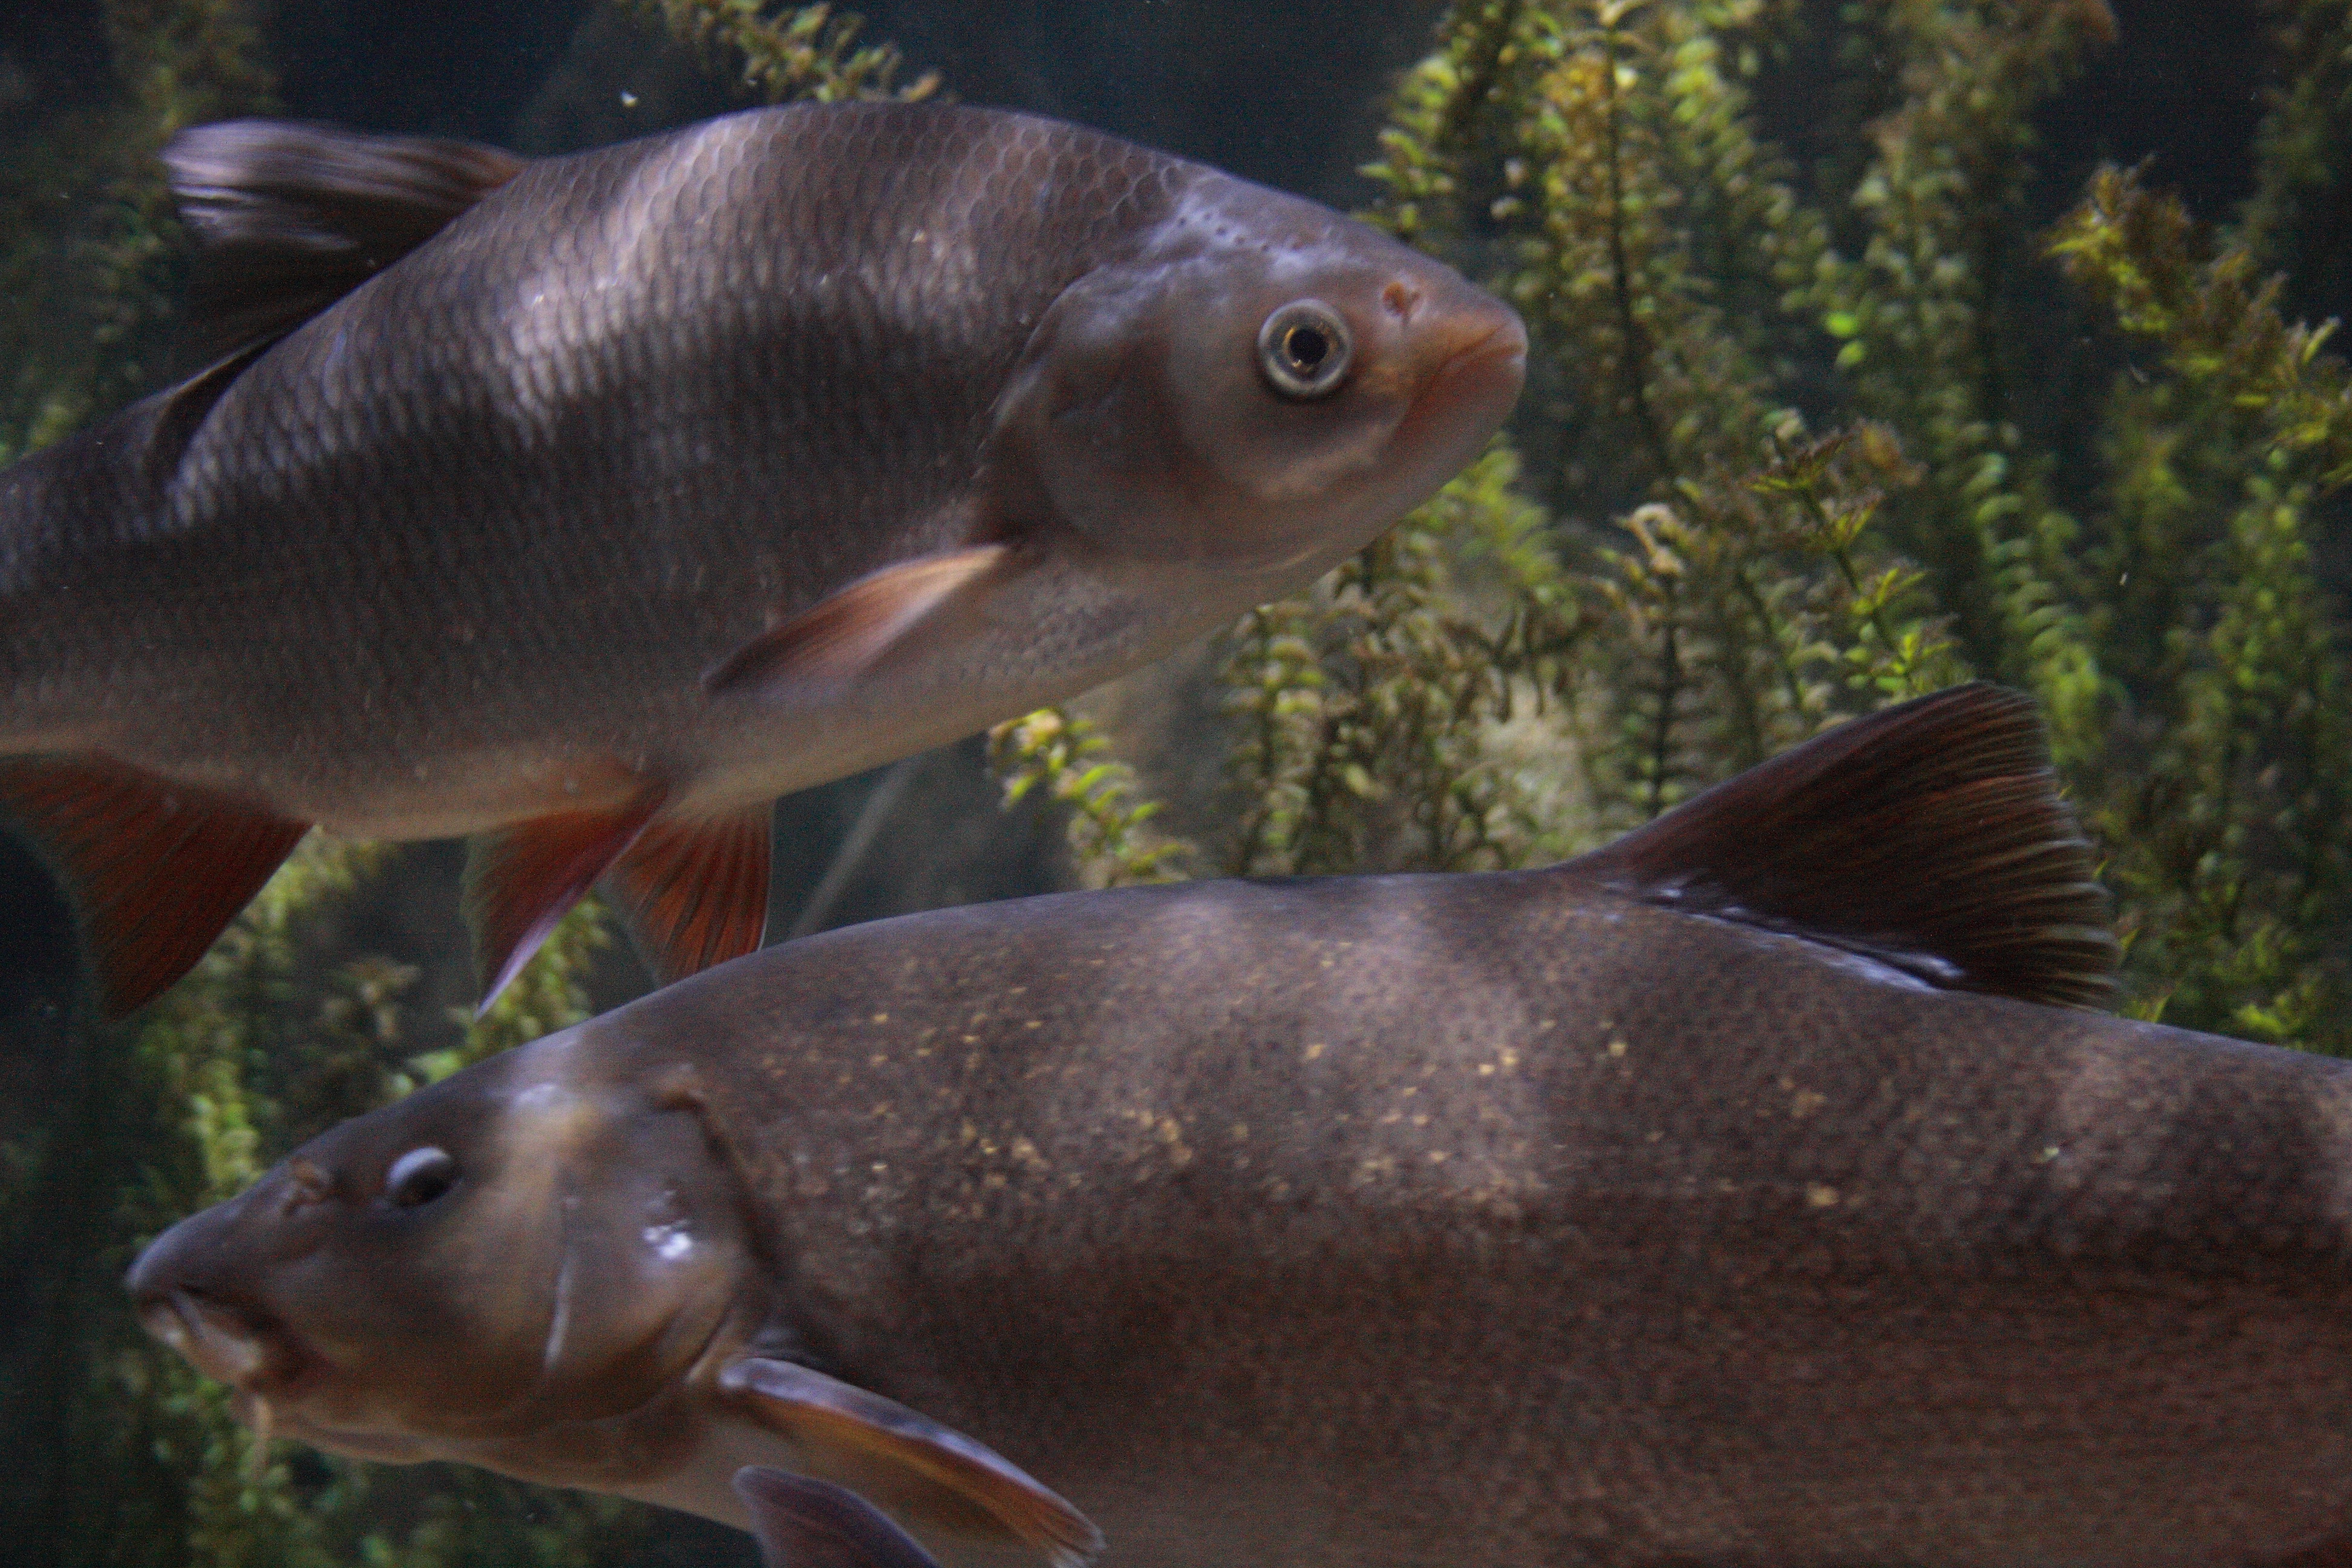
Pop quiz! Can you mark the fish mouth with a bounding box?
[1422,311,1530,410]
[138,1287,316,1397]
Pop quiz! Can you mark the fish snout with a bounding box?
[128,1211,313,1393]
[1415,292,1529,413]
[136,1287,298,1387]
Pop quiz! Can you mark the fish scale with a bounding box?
[0,101,1525,1014]
[127,685,2352,1567]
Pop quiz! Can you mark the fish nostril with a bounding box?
[1383,280,1422,322]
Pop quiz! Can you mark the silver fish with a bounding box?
[132,687,2352,1566]
[0,102,1525,1014]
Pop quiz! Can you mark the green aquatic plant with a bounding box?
[625,0,938,103]
[1003,0,2352,1055]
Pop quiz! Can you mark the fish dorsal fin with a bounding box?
[164,118,525,364]
[1560,682,2119,1008]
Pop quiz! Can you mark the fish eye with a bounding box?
[383,1146,459,1209]
[1256,300,1353,400]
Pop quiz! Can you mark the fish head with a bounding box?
[992,174,1526,577]
[125,1029,756,1477]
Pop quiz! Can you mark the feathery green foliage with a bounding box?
[622,0,938,103]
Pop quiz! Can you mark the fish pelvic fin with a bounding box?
[734,1467,944,1568]
[720,1357,1102,1568]
[165,119,524,368]
[464,790,664,1013]
[1560,682,2120,1009]
[0,756,309,1018]
[603,804,773,984]
[702,545,1011,701]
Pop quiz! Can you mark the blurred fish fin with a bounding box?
[734,1467,944,1568]
[0,756,309,1018]
[464,791,664,1012]
[604,804,773,983]
[165,119,526,366]
[702,544,1011,699]
[720,1357,1102,1568]
[1561,681,2120,1010]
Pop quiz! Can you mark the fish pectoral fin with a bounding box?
[720,1357,1101,1568]
[1559,681,2119,1008]
[702,544,1012,699]
[165,119,525,367]
[734,1466,943,1568]
[463,789,665,1013]
[603,804,773,984]
[0,756,309,1018]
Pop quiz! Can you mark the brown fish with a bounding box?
[0,102,1525,1015]
[132,685,2352,1567]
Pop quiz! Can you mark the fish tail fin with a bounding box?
[1560,682,2118,1009]
[0,755,308,1018]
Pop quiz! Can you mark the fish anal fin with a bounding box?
[1561,682,2120,1009]
[165,119,525,366]
[0,756,309,1018]
[604,805,773,984]
[464,788,664,1012]
[703,545,1010,699]
[734,1467,944,1568]
[720,1357,1100,1567]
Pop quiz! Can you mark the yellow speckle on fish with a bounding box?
[1024,1019,1042,1030]
[1428,1149,1449,1163]
[1806,1184,1841,1208]
[1477,1063,1495,1076]
[871,1011,889,1024]
[1305,1042,1326,1060]
[1791,1089,1826,1118]
[1607,1038,1628,1058]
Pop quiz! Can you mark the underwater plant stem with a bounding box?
[1597,11,1674,484]
[1648,583,1683,819]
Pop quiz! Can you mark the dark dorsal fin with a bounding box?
[1561,682,2119,1008]
[164,118,525,365]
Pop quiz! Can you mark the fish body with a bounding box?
[133,687,2352,1567]
[0,103,1523,1012]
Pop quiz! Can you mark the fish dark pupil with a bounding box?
[1285,325,1330,371]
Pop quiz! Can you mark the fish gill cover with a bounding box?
[1,0,2349,1564]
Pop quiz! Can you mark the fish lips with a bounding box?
[134,1282,324,1400]
[1403,308,1529,457]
